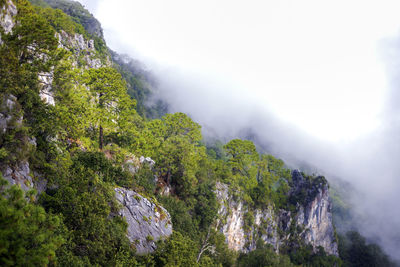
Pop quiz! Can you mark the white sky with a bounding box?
[79,0,400,142]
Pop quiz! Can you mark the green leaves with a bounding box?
[154,232,198,267]
[39,152,135,266]
[83,67,139,149]
[0,179,64,266]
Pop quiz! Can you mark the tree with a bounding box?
[0,177,64,266]
[223,139,259,202]
[224,139,259,178]
[154,232,198,267]
[39,152,135,266]
[84,67,136,149]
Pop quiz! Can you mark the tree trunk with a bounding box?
[99,125,103,150]
[99,92,104,150]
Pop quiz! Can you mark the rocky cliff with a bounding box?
[115,187,172,254]
[216,170,338,256]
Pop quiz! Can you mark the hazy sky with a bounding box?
[79,0,400,143]
[78,0,400,260]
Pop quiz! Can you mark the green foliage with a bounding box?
[73,151,133,187]
[0,177,64,266]
[110,50,167,118]
[27,0,49,7]
[238,243,293,267]
[0,0,57,97]
[243,211,255,232]
[0,0,59,167]
[135,112,205,198]
[35,6,86,36]
[154,232,198,267]
[1,1,384,266]
[134,164,156,194]
[37,0,108,55]
[339,231,397,267]
[39,152,136,266]
[83,66,139,149]
[158,196,198,238]
[224,139,258,178]
[250,154,291,209]
[286,244,341,266]
[194,182,218,229]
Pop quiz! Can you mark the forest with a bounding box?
[0,0,397,266]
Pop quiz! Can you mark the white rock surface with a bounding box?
[0,0,17,45]
[115,187,172,254]
[216,170,339,256]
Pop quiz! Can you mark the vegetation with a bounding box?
[0,0,397,266]
[338,231,397,267]
[110,50,168,119]
[0,177,64,266]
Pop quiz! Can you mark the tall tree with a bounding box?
[84,67,134,149]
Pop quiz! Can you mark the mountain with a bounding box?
[0,0,397,266]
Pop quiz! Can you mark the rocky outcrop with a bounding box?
[216,170,338,256]
[38,71,55,106]
[216,183,280,252]
[293,172,338,255]
[56,30,103,69]
[123,154,156,176]
[0,94,39,192]
[115,187,172,254]
[0,0,17,45]
[0,94,21,133]
[2,161,33,191]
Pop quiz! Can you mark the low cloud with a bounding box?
[79,0,400,260]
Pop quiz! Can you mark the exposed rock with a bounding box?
[28,136,37,147]
[115,187,172,254]
[2,161,33,192]
[293,175,339,255]
[124,156,141,175]
[124,155,156,176]
[157,181,171,196]
[56,30,104,69]
[140,156,156,167]
[0,94,21,133]
[216,170,339,256]
[0,0,17,32]
[38,71,55,106]
[84,55,102,69]
[216,182,280,252]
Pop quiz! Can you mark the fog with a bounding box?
[79,0,400,260]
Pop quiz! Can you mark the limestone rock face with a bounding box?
[216,170,339,256]
[294,178,338,255]
[115,187,172,254]
[0,94,20,133]
[216,182,280,252]
[38,72,55,106]
[2,161,33,191]
[0,0,17,44]
[124,155,156,176]
[56,30,104,69]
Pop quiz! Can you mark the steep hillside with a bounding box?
[0,0,396,266]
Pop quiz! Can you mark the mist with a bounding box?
[78,0,400,260]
